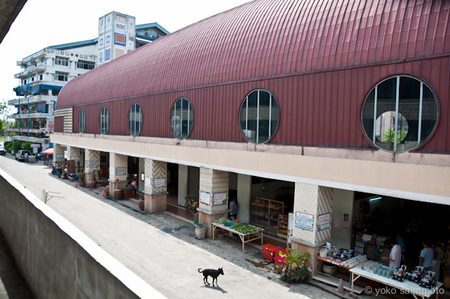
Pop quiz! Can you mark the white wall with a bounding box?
[237,174,251,223]
[138,158,145,192]
[178,165,188,206]
[331,189,354,249]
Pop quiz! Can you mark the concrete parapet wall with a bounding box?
[0,169,165,299]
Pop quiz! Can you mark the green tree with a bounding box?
[22,142,32,151]
[382,128,407,144]
[4,141,12,152]
[12,141,22,153]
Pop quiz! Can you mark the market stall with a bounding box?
[313,248,366,294]
[350,264,443,299]
[211,219,264,252]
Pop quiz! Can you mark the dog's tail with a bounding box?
[198,268,203,273]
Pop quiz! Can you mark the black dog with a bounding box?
[198,267,224,287]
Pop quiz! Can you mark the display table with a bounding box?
[313,256,364,293]
[211,222,264,252]
[316,256,353,269]
[350,267,443,299]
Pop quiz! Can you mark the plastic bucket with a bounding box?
[193,213,199,224]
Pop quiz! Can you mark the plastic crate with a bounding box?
[274,255,286,270]
[262,244,278,262]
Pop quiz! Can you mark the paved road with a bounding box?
[0,153,343,299]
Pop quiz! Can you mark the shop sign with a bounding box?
[213,192,227,206]
[56,154,64,159]
[317,212,331,231]
[295,212,314,231]
[116,167,126,176]
[145,177,151,188]
[89,161,99,169]
[154,178,165,188]
[200,192,211,205]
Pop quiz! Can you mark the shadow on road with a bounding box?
[200,284,227,294]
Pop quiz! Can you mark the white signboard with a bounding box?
[318,212,331,231]
[200,192,211,205]
[213,192,227,206]
[154,178,165,188]
[145,177,151,188]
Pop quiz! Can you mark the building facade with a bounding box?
[8,12,168,149]
[51,0,450,276]
[9,42,97,148]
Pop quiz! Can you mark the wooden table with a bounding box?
[211,222,264,252]
[350,267,443,299]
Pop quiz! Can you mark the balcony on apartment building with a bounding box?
[8,94,55,106]
[9,111,52,120]
[16,49,48,67]
[12,81,63,102]
[14,63,47,79]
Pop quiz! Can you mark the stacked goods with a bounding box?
[214,218,262,235]
[214,217,231,226]
[233,224,262,234]
[341,255,367,268]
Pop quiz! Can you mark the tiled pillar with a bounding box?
[53,144,65,163]
[109,153,128,193]
[144,159,167,213]
[68,146,82,173]
[85,149,100,182]
[197,167,229,238]
[290,182,333,276]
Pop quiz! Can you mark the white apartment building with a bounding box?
[9,41,98,148]
[8,12,168,149]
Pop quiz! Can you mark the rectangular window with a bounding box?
[55,56,69,67]
[76,60,95,70]
[55,71,68,82]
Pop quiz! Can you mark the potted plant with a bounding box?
[280,249,311,283]
[78,172,86,187]
[275,264,287,281]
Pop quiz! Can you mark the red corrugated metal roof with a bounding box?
[56,0,450,109]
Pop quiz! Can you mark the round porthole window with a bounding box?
[361,76,438,153]
[170,98,193,140]
[128,103,142,137]
[239,89,279,144]
[78,110,86,133]
[99,107,109,135]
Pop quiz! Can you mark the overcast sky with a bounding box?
[0,0,252,109]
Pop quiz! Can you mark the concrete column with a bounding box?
[109,153,128,194]
[290,182,333,275]
[138,158,145,193]
[85,149,100,183]
[68,147,81,162]
[143,159,167,213]
[197,167,229,238]
[237,174,252,223]
[53,144,65,163]
[178,165,188,206]
[68,146,82,173]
